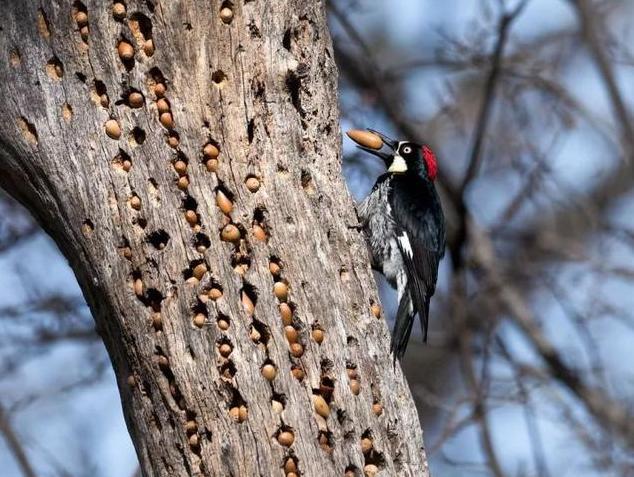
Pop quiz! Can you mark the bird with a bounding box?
[350,129,446,360]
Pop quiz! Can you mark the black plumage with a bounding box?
[356,131,445,360]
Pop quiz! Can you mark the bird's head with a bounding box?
[347,129,437,182]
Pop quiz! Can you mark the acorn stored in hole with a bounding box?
[241,291,255,316]
[361,437,373,454]
[105,119,121,139]
[117,41,134,60]
[203,143,219,158]
[160,112,174,129]
[218,343,232,357]
[261,363,276,381]
[185,210,198,225]
[313,394,330,418]
[269,261,281,276]
[291,367,304,380]
[350,379,361,395]
[279,303,293,326]
[221,224,240,242]
[192,263,207,280]
[245,176,260,192]
[185,420,197,434]
[216,190,233,214]
[143,39,155,56]
[364,464,379,477]
[253,224,267,241]
[284,458,297,474]
[157,98,170,114]
[273,282,288,301]
[312,328,324,344]
[271,400,284,413]
[193,313,206,328]
[75,11,88,26]
[174,160,187,174]
[217,318,230,330]
[153,83,166,97]
[219,7,233,23]
[277,431,294,447]
[177,176,189,190]
[289,342,303,358]
[284,325,298,343]
[372,403,383,416]
[133,278,143,296]
[130,195,141,210]
[168,134,179,148]
[128,92,144,108]
[209,288,223,300]
[346,129,383,150]
[371,303,381,318]
[112,3,126,19]
[206,158,219,172]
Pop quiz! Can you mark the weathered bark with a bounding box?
[0,1,429,475]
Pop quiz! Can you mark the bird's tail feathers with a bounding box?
[391,293,415,361]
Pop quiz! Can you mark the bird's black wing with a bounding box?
[390,181,445,341]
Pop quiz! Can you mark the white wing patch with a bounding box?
[397,232,413,258]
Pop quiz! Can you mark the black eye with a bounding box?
[403,146,412,154]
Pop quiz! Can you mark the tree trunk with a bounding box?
[0,1,429,475]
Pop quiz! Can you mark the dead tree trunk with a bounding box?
[0,1,429,475]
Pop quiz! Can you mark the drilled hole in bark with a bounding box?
[81,219,94,237]
[250,319,270,346]
[282,28,292,51]
[133,217,147,229]
[117,37,135,70]
[146,229,169,249]
[344,465,358,477]
[247,118,255,143]
[218,360,236,380]
[319,377,335,403]
[211,70,227,88]
[217,337,233,358]
[318,430,333,452]
[219,2,234,24]
[216,312,230,331]
[75,71,86,82]
[129,12,153,56]
[347,335,359,346]
[291,365,304,381]
[192,302,208,328]
[17,117,38,145]
[36,9,51,38]
[215,184,234,215]
[268,256,282,277]
[112,149,132,172]
[61,103,73,121]
[228,394,248,423]
[45,56,64,80]
[130,127,146,145]
[112,2,127,21]
[145,0,155,13]
[240,283,257,315]
[231,251,251,275]
[93,80,109,107]
[193,233,211,253]
[73,1,89,42]
[285,71,302,116]
[271,393,286,413]
[143,288,164,312]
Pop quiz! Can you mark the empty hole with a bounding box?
[247,118,255,143]
[130,127,146,145]
[81,219,94,237]
[193,233,211,252]
[17,117,38,145]
[251,319,270,346]
[146,229,169,249]
[129,12,153,43]
[112,149,132,172]
[182,195,198,211]
[75,71,87,82]
[219,361,236,380]
[282,28,292,51]
[211,70,227,87]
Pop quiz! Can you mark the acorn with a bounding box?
[216,190,233,214]
[100,94,110,107]
[238,405,248,422]
[312,328,324,344]
[153,82,166,97]
[261,363,276,381]
[127,375,136,386]
[75,11,88,26]
[117,40,134,60]
[273,282,288,301]
[252,224,267,241]
[219,7,233,23]
[346,368,358,379]
[205,158,219,172]
[143,39,155,56]
[188,434,199,447]
[168,134,179,148]
[346,129,383,150]
[345,471,355,477]
[279,303,293,326]
[229,407,240,421]
[277,431,294,447]
[221,224,240,242]
[209,288,223,300]
[350,379,361,395]
[217,318,230,330]
[241,291,255,316]
[271,400,284,413]
[173,160,187,174]
[185,420,197,434]
[269,261,281,276]
[245,176,260,192]
[203,143,219,158]
[122,159,132,172]
[361,437,373,454]
[250,326,261,342]
[157,355,169,370]
[112,2,126,19]
[291,367,304,380]
[151,312,162,330]
[218,343,232,357]
[363,464,379,477]
[160,112,174,129]
[133,278,143,296]
[194,313,207,328]
[284,325,298,343]
[80,25,89,41]
[177,176,189,190]
[284,458,297,474]
[128,92,144,108]
[313,394,330,418]
[371,303,381,318]
[372,403,383,416]
[185,210,198,225]
[157,98,170,114]
[192,263,207,280]
[289,342,303,358]
[130,195,141,210]
[105,119,121,139]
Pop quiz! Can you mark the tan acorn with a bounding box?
[273,282,288,301]
[75,11,88,26]
[173,160,187,174]
[350,379,361,395]
[185,210,198,225]
[241,291,255,316]
[219,7,233,23]
[203,143,219,158]
[160,112,174,129]
[313,394,330,418]
[371,303,381,318]
[157,98,170,114]
[177,176,189,190]
[277,431,294,447]
[192,263,207,280]
[216,190,233,214]
[105,119,121,139]
[221,224,240,242]
[217,318,230,330]
[261,363,277,381]
[312,328,324,344]
[128,92,144,108]
[112,3,126,19]
[289,342,303,358]
[284,458,297,474]
[117,40,134,60]
[346,129,383,150]
[245,176,260,192]
[153,82,166,97]
[252,224,267,241]
[372,403,383,416]
[209,288,223,300]
[143,39,155,56]
[133,278,143,296]
[291,367,304,380]
[205,158,219,172]
[361,437,373,454]
[218,343,232,357]
[279,303,293,326]
[185,420,197,434]
[193,313,206,328]
[284,325,298,343]
[364,464,379,477]
[269,261,281,276]
[168,134,179,148]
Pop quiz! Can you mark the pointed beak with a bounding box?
[355,129,398,163]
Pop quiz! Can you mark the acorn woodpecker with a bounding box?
[353,129,445,360]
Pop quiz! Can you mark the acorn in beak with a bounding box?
[346,129,398,164]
